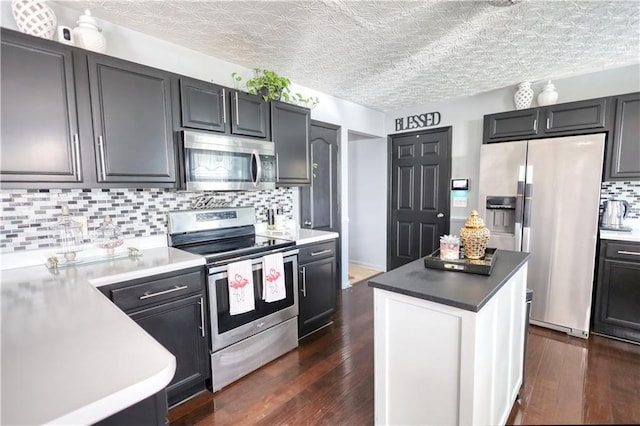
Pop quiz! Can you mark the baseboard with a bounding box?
[348,259,386,272]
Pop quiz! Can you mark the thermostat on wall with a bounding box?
[451,179,469,191]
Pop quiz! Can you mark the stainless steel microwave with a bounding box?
[182,131,276,191]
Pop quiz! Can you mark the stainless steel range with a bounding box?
[168,207,299,392]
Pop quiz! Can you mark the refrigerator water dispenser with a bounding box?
[485,196,517,234]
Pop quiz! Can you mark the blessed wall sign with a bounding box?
[395,111,441,132]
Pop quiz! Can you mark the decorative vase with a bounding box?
[72,9,106,53]
[11,0,57,40]
[459,210,491,260]
[514,82,534,110]
[537,80,559,106]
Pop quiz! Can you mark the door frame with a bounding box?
[386,126,452,270]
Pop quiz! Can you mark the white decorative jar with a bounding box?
[537,80,559,106]
[514,82,534,110]
[72,9,106,53]
[11,0,57,39]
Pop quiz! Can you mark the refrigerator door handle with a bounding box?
[515,165,526,251]
[522,165,533,252]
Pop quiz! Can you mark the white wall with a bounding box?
[1,2,386,288]
[385,64,640,223]
[348,137,387,271]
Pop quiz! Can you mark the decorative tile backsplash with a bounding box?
[0,188,293,253]
[600,181,640,218]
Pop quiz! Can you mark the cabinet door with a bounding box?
[483,109,540,143]
[544,98,607,133]
[180,78,227,132]
[299,256,336,338]
[130,294,209,407]
[87,55,176,184]
[271,101,311,186]
[0,30,82,184]
[606,93,640,180]
[230,90,269,138]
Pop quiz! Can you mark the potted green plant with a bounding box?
[232,68,319,108]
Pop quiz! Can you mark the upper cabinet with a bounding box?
[271,101,311,186]
[605,92,640,181]
[230,90,270,138]
[483,97,612,144]
[86,55,176,184]
[1,30,82,185]
[179,77,227,133]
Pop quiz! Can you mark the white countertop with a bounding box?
[257,228,339,245]
[600,218,640,243]
[0,247,205,425]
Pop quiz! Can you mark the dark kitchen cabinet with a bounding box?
[483,97,612,144]
[230,90,269,138]
[179,77,227,133]
[271,101,311,186]
[0,29,83,185]
[484,109,540,142]
[592,240,640,344]
[95,390,167,426]
[544,98,607,133]
[100,266,209,407]
[298,240,337,338]
[86,54,176,184]
[605,92,640,180]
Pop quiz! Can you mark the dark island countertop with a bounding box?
[368,249,530,312]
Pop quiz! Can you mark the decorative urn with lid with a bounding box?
[460,210,491,260]
[72,9,106,53]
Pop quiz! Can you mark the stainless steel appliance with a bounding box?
[601,199,630,230]
[168,207,299,391]
[182,130,276,191]
[478,134,605,338]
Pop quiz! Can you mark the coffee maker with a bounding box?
[601,199,631,231]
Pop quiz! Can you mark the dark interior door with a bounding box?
[300,120,341,285]
[387,127,452,270]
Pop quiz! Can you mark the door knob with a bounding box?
[437,213,444,218]
[303,220,312,226]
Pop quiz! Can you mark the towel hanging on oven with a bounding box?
[227,259,255,315]
[262,252,286,303]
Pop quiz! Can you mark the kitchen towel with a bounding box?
[227,259,255,315]
[262,252,286,303]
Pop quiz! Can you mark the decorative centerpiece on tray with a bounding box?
[95,216,123,257]
[459,210,491,260]
[50,204,83,262]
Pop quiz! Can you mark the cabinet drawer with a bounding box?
[298,240,336,264]
[605,242,640,261]
[109,269,203,312]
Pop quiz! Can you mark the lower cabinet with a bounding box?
[592,240,640,344]
[94,390,167,426]
[298,240,337,338]
[99,266,209,408]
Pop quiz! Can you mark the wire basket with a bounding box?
[11,0,57,40]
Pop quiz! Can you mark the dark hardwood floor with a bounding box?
[169,279,640,425]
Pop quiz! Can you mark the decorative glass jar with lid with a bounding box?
[51,205,83,262]
[95,216,123,256]
[459,210,491,260]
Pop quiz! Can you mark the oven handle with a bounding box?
[208,249,299,274]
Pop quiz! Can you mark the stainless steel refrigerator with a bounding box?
[478,134,605,338]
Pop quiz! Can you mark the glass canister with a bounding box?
[50,204,83,262]
[439,235,460,260]
[95,216,123,256]
[459,210,491,260]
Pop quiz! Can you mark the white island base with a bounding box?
[373,264,527,426]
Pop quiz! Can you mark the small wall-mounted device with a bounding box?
[451,178,469,191]
[56,26,75,46]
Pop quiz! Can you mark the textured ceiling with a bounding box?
[56,1,640,112]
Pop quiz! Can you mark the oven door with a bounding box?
[208,249,298,352]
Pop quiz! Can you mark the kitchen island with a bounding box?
[368,250,530,426]
[0,247,204,425]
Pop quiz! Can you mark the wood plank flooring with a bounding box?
[169,279,640,425]
[347,263,382,285]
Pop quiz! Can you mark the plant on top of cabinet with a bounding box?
[232,69,319,108]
